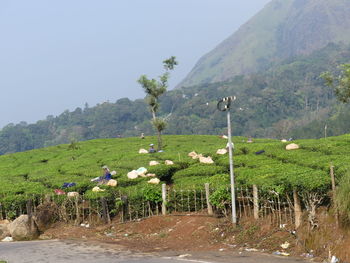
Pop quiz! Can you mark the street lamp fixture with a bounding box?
[217,96,237,224]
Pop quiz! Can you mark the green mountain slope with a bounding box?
[1,43,350,155]
[178,0,350,87]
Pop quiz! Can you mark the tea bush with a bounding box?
[172,164,227,180]
[1,134,350,217]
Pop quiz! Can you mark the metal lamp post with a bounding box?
[217,96,237,224]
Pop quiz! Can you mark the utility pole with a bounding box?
[217,96,237,224]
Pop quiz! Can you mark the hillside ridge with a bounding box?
[178,0,350,87]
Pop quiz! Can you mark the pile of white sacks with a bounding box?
[188,151,214,164]
[149,160,174,166]
[91,179,118,192]
[126,158,176,184]
[138,148,148,154]
[126,161,173,184]
[216,148,227,155]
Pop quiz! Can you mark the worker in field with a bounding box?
[101,165,112,181]
[91,165,113,184]
[148,144,156,153]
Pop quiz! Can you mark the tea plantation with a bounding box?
[0,134,349,215]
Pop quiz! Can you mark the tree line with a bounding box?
[1,43,350,155]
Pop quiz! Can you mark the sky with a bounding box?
[0,0,270,128]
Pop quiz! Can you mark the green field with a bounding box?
[0,134,349,217]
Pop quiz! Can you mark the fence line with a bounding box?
[0,184,328,230]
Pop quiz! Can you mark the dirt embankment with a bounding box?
[42,212,350,262]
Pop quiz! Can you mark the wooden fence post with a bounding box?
[101,197,108,224]
[162,184,167,215]
[330,164,339,227]
[75,196,80,225]
[205,183,213,215]
[0,204,2,220]
[293,189,302,229]
[121,196,128,223]
[26,199,35,232]
[253,185,259,220]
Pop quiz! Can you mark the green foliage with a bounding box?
[240,147,249,155]
[321,64,350,103]
[336,171,350,222]
[163,56,178,70]
[83,189,111,200]
[172,176,212,190]
[179,0,350,88]
[1,134,349,217]
[147,163,184,183]
[208,173,230,187]
[142,184,162,203]
[2,45,350,154]
[152,117,167,133]
[172,164,227,180]
[209,186,231,216]
[138,56,178,150]
[68,140,80,150]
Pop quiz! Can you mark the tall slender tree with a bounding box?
[138,56,178,151]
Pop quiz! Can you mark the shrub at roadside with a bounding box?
[336,171,350,224]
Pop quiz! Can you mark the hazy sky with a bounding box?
[0,0,270,128]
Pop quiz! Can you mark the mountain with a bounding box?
[2,43,350,155]
[2,0,350,155]
[178,0,350,88]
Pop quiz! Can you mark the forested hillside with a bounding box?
[1,43,350,155]
[179,0,350,87]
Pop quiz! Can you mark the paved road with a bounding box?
[0,240,308,263]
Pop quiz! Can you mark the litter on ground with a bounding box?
[280,242,290,249]
[1,236,13,242]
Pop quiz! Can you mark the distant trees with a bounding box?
[2,45,350,155]
[138,56,178,151]
[321,64,350,103]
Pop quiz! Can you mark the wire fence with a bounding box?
[0,183,326,230]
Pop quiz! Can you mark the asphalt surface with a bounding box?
[0,240,309,263]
